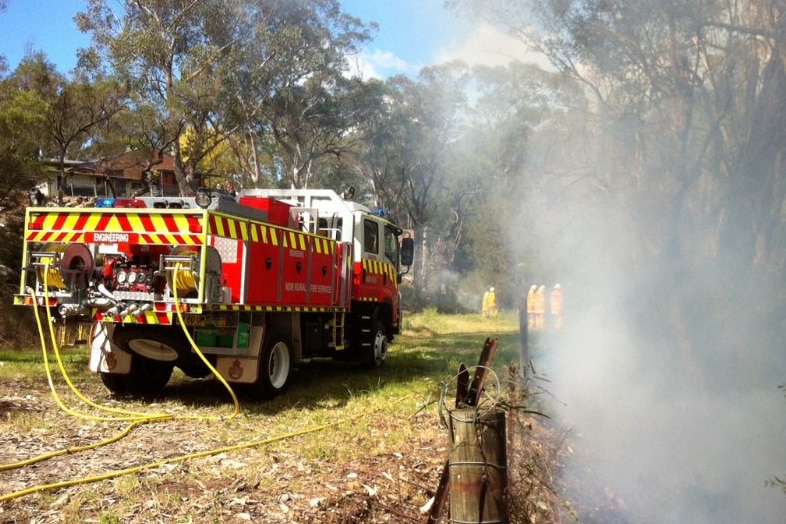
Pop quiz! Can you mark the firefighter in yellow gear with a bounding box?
[550,284,563,329]
[526,285,537,329]
[487,287,498,317]
[481,289,490,317]
[534,285,546,330]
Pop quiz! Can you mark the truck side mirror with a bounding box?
[400,237,414,267]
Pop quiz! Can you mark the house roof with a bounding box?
[41,151,178,181]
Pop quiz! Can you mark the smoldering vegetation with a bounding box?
[512,163,786,523]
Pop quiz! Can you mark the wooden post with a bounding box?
[448,408,508,523]
[519,296,529,379]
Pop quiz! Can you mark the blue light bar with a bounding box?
[95,198,116,208]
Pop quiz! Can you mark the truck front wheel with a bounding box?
[362,318,388,369]
[255,330,292,400]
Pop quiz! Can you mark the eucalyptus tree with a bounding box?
[451,0,786,314]
[1,54,126,204]
[220,0,374,189]
[0,57,48,207]
[341,77,405,211]
[0,56,48,336]
[356,64,469,296]
[76,0,240,196]
[450,62,585,301]
[47,74,126,204]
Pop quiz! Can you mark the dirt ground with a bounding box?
[0,375,626,524]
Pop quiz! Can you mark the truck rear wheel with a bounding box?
[100,355,173,396]
[108,326,181,396]
[100,372,127,395]
[255,330,292,400]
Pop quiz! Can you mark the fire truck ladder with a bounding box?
[332,312,346,350]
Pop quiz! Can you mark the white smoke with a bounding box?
[526,193,786,523]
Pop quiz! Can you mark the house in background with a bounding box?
[37,151,198,201]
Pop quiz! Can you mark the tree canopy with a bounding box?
[0,0,785,325]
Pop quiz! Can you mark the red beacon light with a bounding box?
[113,198,148,208]
[96,198,147,208]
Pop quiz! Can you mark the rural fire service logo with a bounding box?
[104,352,117,371]
[229,359,244,380]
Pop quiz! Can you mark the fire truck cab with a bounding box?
[15,188,414,399]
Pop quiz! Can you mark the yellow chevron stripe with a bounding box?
[85,214,101,231]
[217,218,228,237]
[174,216,189,230]
[107,215,124,231]
[126,215,141,231]
[62,214,79,230]
[149,215,167,232]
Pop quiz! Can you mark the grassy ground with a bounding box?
[0,311,570,523]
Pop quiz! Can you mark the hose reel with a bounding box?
[164,246,222,301]
[33,243,94,292]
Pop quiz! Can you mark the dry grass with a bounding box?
[0,311,577,523]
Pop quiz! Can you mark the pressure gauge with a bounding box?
[128,272,138,284]
[116,271,128,284]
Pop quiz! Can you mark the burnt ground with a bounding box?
[0,377,629,524]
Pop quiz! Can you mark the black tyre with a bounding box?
[99,355,173,396]
[125,355,174,396]
[100,372,127,395]
[255,329,293,400]
[109,326,181,396]
[360,317,388,369]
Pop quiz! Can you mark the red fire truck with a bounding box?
[15,188,414,399]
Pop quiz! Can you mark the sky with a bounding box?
[0,0,536,77]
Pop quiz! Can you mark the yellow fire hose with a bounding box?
[33,261,238,422]
[0,263,238,469]
[0,393,413,503]
[0,260,413,504]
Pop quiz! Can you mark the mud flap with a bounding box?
[214,325,264,383]
[215,356,259,384]
[88,322,132,374]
